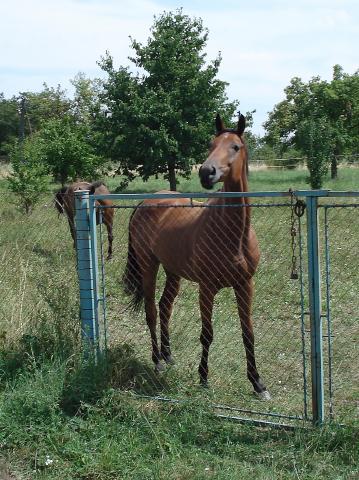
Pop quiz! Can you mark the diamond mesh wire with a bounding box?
[98,199,309,423]
[0,193,80,350]
[321,203,359,422]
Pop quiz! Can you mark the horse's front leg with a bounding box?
[234,280,271,400]
[159,273,181,365]
[198,284,216,386]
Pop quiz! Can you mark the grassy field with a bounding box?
[0,166,358,479]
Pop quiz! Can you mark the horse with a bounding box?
[123,113,270,400]
[55,181,115,260]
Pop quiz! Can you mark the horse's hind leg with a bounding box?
[142,261,163,371]
[105,221,113,260]
[234,280,270,399]
[159,272,181,364]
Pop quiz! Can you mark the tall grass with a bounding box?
[0,167,358,479]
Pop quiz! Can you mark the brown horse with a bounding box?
[55,181,114,260]
[123,114,270,399]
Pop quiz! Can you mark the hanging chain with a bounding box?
[289,189,306,280]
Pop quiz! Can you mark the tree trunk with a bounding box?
[168,160,177,191]
[331,156,338,179]
[331,146,340,179]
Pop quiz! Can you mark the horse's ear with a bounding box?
[237,113,246,135]
[215,113,225,133]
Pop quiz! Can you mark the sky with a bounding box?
[1,0,358,135]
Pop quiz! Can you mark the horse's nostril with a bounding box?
[211,166,216,176]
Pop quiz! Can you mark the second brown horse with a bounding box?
[123,114,270,399]
[55,181,114,260]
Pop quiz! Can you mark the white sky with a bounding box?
[1,0,358,134]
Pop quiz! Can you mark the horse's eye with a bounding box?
[233,145,241,152]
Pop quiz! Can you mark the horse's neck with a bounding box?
[219,163,251,243]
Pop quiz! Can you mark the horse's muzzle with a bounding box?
[199,165,216,189]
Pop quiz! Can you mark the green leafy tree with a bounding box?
[70,72,101,124]
[40,116,103,186]
[17,84,71,136]
[96,9,238,190]
[0,94,19,155]
[264,66,359,185]
[298,116,334,188]
[8,136,48,214]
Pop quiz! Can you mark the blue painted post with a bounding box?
[75,190,99,358]
[89,195,100,348]
[306,195,325,425]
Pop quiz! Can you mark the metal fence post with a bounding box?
[75,190,99,358]
[306,195,325,425]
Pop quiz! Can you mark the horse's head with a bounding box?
[199,113,247,190]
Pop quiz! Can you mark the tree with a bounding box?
[40,116,103,186]
[17,84,72,136]
[298,116,333,188]
[7,136,48,214]
[96,9,238,190]
[70,72,101,124]
[0,94,19,155]
[263,66,359,185]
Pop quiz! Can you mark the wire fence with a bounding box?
[0,190,358,428]
[85,191,358,427]
[0,192,80,358]
[96,199,307,426]
[248,153,359,170]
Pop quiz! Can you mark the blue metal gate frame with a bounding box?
[74,189,359,426]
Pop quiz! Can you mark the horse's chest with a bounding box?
[193,247,250,285]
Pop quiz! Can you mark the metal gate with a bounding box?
[74,190,359,427]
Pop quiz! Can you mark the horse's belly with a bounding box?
[192,251,255,288]
[153,233,197,281]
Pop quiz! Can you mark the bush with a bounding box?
[40,116,104,185]
[7,136,48,214]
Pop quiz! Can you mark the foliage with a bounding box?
[0,93,19,155]
[263,65,359,185]
[251,143,277,167]
[20,83,72,134]
[279,147,305,169]
[96,9,238,190]
[0,85,72,160]
[298,116,334,188]
[7,136,48,214]
[39,116,103,185]
[70,72,102,124]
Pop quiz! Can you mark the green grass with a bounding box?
[0,166,358,479]
[1,359,358,480]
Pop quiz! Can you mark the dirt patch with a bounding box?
[0,460,17,480]
[0,163,12,179]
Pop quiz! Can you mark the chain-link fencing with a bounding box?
[85,191,358,427]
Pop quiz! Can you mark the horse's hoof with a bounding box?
[254,390,271,401]
[154,361,166,373]
[163,355,175,365]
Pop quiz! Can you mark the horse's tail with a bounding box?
[122,208,144,312]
